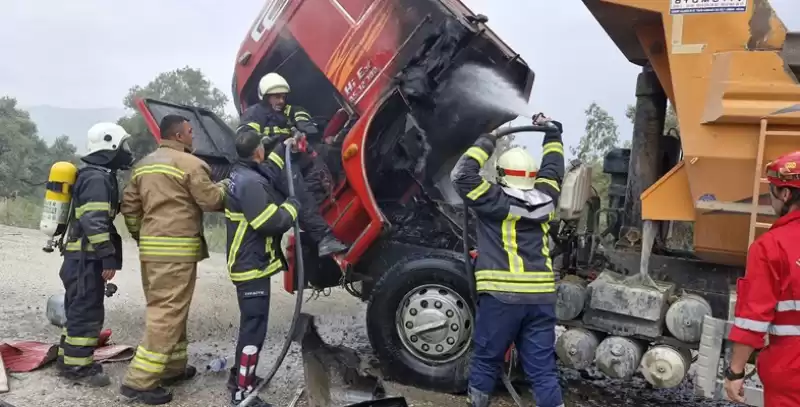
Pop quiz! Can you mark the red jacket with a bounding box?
[729,210,800,349]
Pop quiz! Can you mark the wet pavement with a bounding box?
[0,225,739,406]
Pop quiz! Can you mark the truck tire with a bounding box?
[366,253,475,394]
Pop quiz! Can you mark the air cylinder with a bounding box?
[555,276,587,321]
[555,328,599,370]
[665,294,712,343]
[595,336,644,379]
[641,345,691,388]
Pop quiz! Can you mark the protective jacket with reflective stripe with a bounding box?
[730,210,800,350]
[224,160,298,283]
[237,102,319,171]
[64,165,123,269]
[450,130,565,303]
[121,140,226,263]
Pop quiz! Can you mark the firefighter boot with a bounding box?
[318,235,348,257]
[59,363,111,388]
[226,367,264,392]
[467,387,490,407]
[120,385,174,405]
[161,365,197,386]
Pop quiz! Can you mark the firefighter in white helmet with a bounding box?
[237,72,347,258]
[451,115,566,407]
[56,122,133,387]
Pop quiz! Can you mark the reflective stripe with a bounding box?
[124,216,141,232]
[229,259,283,282]
[465,147,489,167]
[138,236,202,258]
[226,210,248,271]
[272,127,291,135]
[251,205,279,229]
[467,179,491,200]
[542,141,564,156]
[502,213,524,274]
[509,203,554,220]
[534,178,560,192]
[281,202,298,220]
[63,355,93,366]
[776,300,800,311]
[769,325,800,336]
[475,280,556,294]
[245,122,262,133]
[131,357,165,374]
[75,202,110,218]
[65,336,99,347]
[269,152,284,169]
[87,232,110,244]
[475,270,555,282]
[542,211,555,272]
[294,111,311,121]
[132,164,185,180]
[65,240,92,251]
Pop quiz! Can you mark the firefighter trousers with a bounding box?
[232,276,271,387]
[123,261,197,390]
[273,159,332,243]
[58,257,105,369]
[469,294,563,407]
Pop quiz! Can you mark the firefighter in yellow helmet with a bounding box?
[450,115,566,407]
[120,114,229,405]
[237,72,347,257]
[56,122,133,387]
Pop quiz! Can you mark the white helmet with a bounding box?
[86,122,131,156]
[258,72,290,99]
[496,147,538,190]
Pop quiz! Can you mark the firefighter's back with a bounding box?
[126,141,221,262]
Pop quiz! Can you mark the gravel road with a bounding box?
[0,225,739,407]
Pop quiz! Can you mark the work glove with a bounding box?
[218,178,232,190]
[284,196,302,213]
[533,113,563,133]
[262,134,283,152]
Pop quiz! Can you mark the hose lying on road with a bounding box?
[237,139,308,407]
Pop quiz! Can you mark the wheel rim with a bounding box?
[395,284,473,364]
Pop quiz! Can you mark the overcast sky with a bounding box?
[1,0,799,151]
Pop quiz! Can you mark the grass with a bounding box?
[0,197,228,253]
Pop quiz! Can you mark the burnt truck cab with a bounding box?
[135,0,533,393]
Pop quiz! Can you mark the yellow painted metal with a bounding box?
[585,0,800,264]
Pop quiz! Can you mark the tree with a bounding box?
[0,97,79,198]
[117,66,231,159]
[571,102,620,164]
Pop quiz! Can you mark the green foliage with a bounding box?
[0,96,79,199]
[625,103,679,133]
[118,66,232,160]
[571,102,620,164]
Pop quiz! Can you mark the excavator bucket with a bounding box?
[694,315,764,406]
[290,313,408,407]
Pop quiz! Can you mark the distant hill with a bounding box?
[24,105,129,146]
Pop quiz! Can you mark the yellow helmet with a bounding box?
[496,147,538,190]
[258,72,290,99]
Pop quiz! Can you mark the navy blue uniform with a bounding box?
[238,103,334,244]
[451,126,565,407]
[59,165,122,371]
[224,160,299,400]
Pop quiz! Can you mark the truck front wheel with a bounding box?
[366,254,475,393]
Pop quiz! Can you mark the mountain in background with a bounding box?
[24,105,129,145]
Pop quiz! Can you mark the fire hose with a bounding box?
[461,122,561,407]
[237,134,308,407]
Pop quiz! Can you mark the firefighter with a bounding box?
[724,151,800,406]
[238,72,347,257]
[56,122,133,387]
[222,130,300,407]
[451,116,566,407]
[119,114,229,405]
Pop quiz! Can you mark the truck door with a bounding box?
[134,98,238,181]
